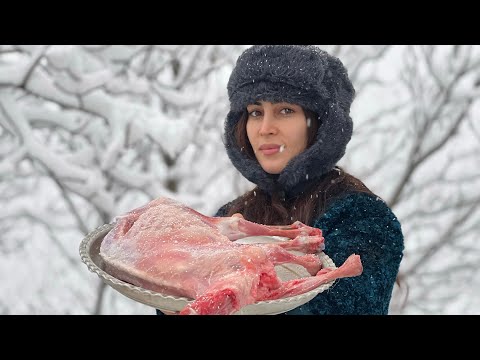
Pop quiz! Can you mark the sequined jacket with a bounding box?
[214,190,404,315]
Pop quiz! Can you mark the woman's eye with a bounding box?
[280,108,294,114]
[249,110,261,117]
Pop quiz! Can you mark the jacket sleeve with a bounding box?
[285,192,404,315]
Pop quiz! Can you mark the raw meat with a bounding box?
[100,196,363,315]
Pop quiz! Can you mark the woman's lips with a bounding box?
[259,144,282,155]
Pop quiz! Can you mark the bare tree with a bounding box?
[333,45,480,314]
[386,46,480,314]
[0,45,246,314]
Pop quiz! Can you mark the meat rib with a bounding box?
[99,196,363,315]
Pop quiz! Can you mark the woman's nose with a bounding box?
[259,113,277,135]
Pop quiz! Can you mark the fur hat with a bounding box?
[224,45,355,196]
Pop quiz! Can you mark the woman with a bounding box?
[214,45,404,315]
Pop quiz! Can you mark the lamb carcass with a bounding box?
[99,196,363,315]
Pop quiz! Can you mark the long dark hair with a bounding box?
[226,109,374,226]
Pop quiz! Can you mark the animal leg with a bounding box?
[258,244,323,275]
[209,216,322,241]
[179,288,243,315]
[262,254,363,300]
[273,235,325,253]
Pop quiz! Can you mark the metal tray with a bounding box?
[79,223,336,315]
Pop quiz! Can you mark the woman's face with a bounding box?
[246,101,309,174]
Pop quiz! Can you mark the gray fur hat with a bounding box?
[224,45,355,196]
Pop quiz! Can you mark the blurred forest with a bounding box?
[0,45,479,315]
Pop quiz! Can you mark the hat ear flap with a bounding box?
[323,57,356,114]
[278,102,353,190]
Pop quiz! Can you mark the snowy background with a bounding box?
[1,45,479,315]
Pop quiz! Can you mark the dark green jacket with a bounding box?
[214,191,404,315]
